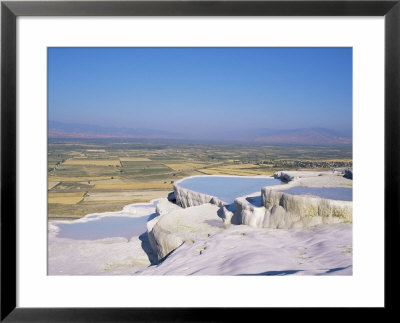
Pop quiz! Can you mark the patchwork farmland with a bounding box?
[48,140,352,219]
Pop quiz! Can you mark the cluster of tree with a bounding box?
[269,160,352,169]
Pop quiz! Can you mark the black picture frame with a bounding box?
[1,0,399,321]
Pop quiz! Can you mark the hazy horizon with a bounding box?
[48,47,352,140]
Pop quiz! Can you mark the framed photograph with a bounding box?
[1,0,399,320]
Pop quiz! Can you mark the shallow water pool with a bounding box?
[177,176,281,204]
[279,186,352,201]
[56,215,153,240]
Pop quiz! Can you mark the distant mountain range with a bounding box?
[48,121,183,140]
[238,127,352,145]
[48,121,352,145]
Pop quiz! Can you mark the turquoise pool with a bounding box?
[177,176,282,203]
[56,216,152,240]
[279,186,352,201]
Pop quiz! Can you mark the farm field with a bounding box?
[48,139,352,219]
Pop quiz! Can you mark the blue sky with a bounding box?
[48,47,352,139]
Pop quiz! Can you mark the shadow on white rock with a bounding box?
[147,200,224,261]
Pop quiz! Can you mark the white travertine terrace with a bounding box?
[49,171,352,275]
[173,171,352,229]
